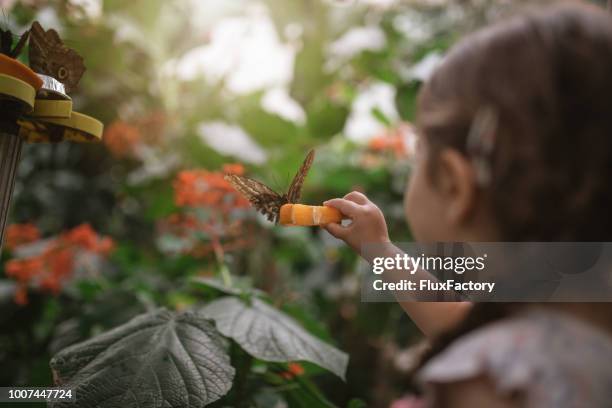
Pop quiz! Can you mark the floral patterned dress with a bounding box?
[418,309,612,407]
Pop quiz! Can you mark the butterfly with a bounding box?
[28,21,85,93]
[224,149,315,223]
[0,28,29,58]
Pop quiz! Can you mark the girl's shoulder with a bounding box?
[418,308,612,407]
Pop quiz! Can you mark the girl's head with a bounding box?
[406,2,612,242]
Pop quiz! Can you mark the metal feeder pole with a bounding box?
[0,101,25,251]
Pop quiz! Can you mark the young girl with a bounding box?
[324,2,612,406]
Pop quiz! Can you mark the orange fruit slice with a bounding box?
[0,54,43,90]
[279,204,343,226]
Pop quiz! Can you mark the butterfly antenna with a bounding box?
[282,171,291,190]
[269,173,283,192]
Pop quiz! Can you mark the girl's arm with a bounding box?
[324,191,472,338]
[400,301,472,338]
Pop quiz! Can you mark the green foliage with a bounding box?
[48,289,348,407]
[50,309,234,407]
[201,296,348,380]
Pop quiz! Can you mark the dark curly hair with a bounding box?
[418,1,612,241]
[415,1,612,372]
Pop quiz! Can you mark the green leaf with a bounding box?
[306,98,350,140]
[200,297,348,380]
[347,398,368,408]
[395,82,420,121]
[49,308,235,408]
[190,276,266,298]
[371,106,392,126]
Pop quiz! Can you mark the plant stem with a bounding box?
[219,263,233,288]
[212,238,233,287]
[230,342,253,407]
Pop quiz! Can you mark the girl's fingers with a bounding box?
[343,191,369,205]
[324,222,350,240]
[323,198,361,218]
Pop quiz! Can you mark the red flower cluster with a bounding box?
[4,223,114,305]
[103,121,141,158]
[103,111,169,159]
[173,164,250,210]
[4,223,40,251]
[63,224,114,253]
[160,164,253,258]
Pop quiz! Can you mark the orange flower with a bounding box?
[280,362,305,380]
[44,246,75,280]
[5,257,44,282]
[63,224,98,250]
[368,133,406,156]
[173,170,249,209]
[367,122,416,158]
[165,165,256,259]
[5,223,40,251]
[368,136,388,151]
[4,224,114,305]
[63,224,115,254]
[103,121,141,158]
[222,163,244,176]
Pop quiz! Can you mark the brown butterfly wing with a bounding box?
[285,149,315,204]
[29,21,85,93]
[0,29,12,56]
[224,174,287,223]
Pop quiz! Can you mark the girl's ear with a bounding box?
[435,149,478,225]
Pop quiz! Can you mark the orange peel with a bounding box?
[0,54,43,90]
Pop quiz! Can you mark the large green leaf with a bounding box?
[306,98,350,140]
[201,297,348,380]
[49,309,234,408]
[190,276,266,297]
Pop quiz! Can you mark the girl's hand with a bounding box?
[323,191,390,256]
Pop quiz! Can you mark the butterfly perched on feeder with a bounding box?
[224,149,315,223]
[28,21,85,93]
[0,27,29,58]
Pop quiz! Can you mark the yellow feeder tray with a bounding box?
[43,111,103,142]
[29,99,73,119]
[18,111,103,143]
[0,73,36,112]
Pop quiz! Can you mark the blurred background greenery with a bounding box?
[1,0,605,406]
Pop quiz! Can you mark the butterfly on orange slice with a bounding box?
[224,149,344,226]
[224,149,314,223]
